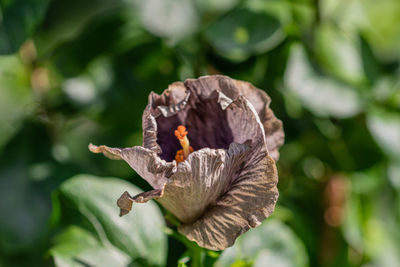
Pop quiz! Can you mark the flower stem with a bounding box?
[190,247,203,267]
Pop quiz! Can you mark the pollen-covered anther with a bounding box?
[174,125,188,140]
[175,147,194,163]
[174,125,193,162]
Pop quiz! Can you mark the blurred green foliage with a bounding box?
[0,0,399,266]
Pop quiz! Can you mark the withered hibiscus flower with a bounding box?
[89,75,284,250]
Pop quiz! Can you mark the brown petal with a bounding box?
[233,79,284,161]
[184,75,284,160]
[142,105,162,154]
[157,147,228,223]
[154,90,190,118]
[88,144,174,189]
[225,95,265,148]
[144,75,283,161]
[149,81,189,120]
[156,95,275,226]
[142,82,190,155]
[146,82,193,161]
[168,93,278,250]
[179,155,278,251]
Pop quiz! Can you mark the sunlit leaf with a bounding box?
[127,0,199,42]
[314,23,365,84]
[194,0,239,13]
[360,0,400,61]
[290,1,315,32]
[205,8,284,61]
[342,193,364,252]
[253,250,293,267]
[321,0,400,61]
[350,165,385,194]
[343,185,400,267]
[388,161,400,190]
[367,107,400,159]
[319,0,366,29]
[245,0,293,27]
[284,43,363,118]
[50,226,130,267]
[60,174,167,266]
[372,76,400,106]
[215,220,308,267]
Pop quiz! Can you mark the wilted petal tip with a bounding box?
[88,143,123,160]
[117,188,166,216]
[88,143,98,152]
[117,191,134,217]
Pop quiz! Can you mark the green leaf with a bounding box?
[366,107,400,159]
[252,250,294,267]
[342,180,400,267]
[0,55,35,151]
[205,8,284,61]
[215,219,309,267]
[50,226,130,267]
[0,162,51,252]
[128,0,199,42]
[314,23,365,85]
[284,43,363,118]
[33,0,121,56]
[350,165,385,195]
[372,76,400,108]
[194,0,239,13]
[0,0,49,54]
[60,174,167,266]
[388,161,400,190]
[320,0,400,61]
[342,193,364,252]
[245,0,293,27]
[358,0,400,61]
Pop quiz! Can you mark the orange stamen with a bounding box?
[174,125,193,162]
[175,149,185,163]
[174,125,188,140]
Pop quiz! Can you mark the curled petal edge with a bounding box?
[88,143,175,189]
[184,75,284,160]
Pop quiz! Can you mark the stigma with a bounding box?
[174,125,193,163]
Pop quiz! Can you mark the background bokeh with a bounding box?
[1,0,400,266]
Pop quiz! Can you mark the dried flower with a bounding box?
[89,75,284,250]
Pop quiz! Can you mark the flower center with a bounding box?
[174,125,194,163]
